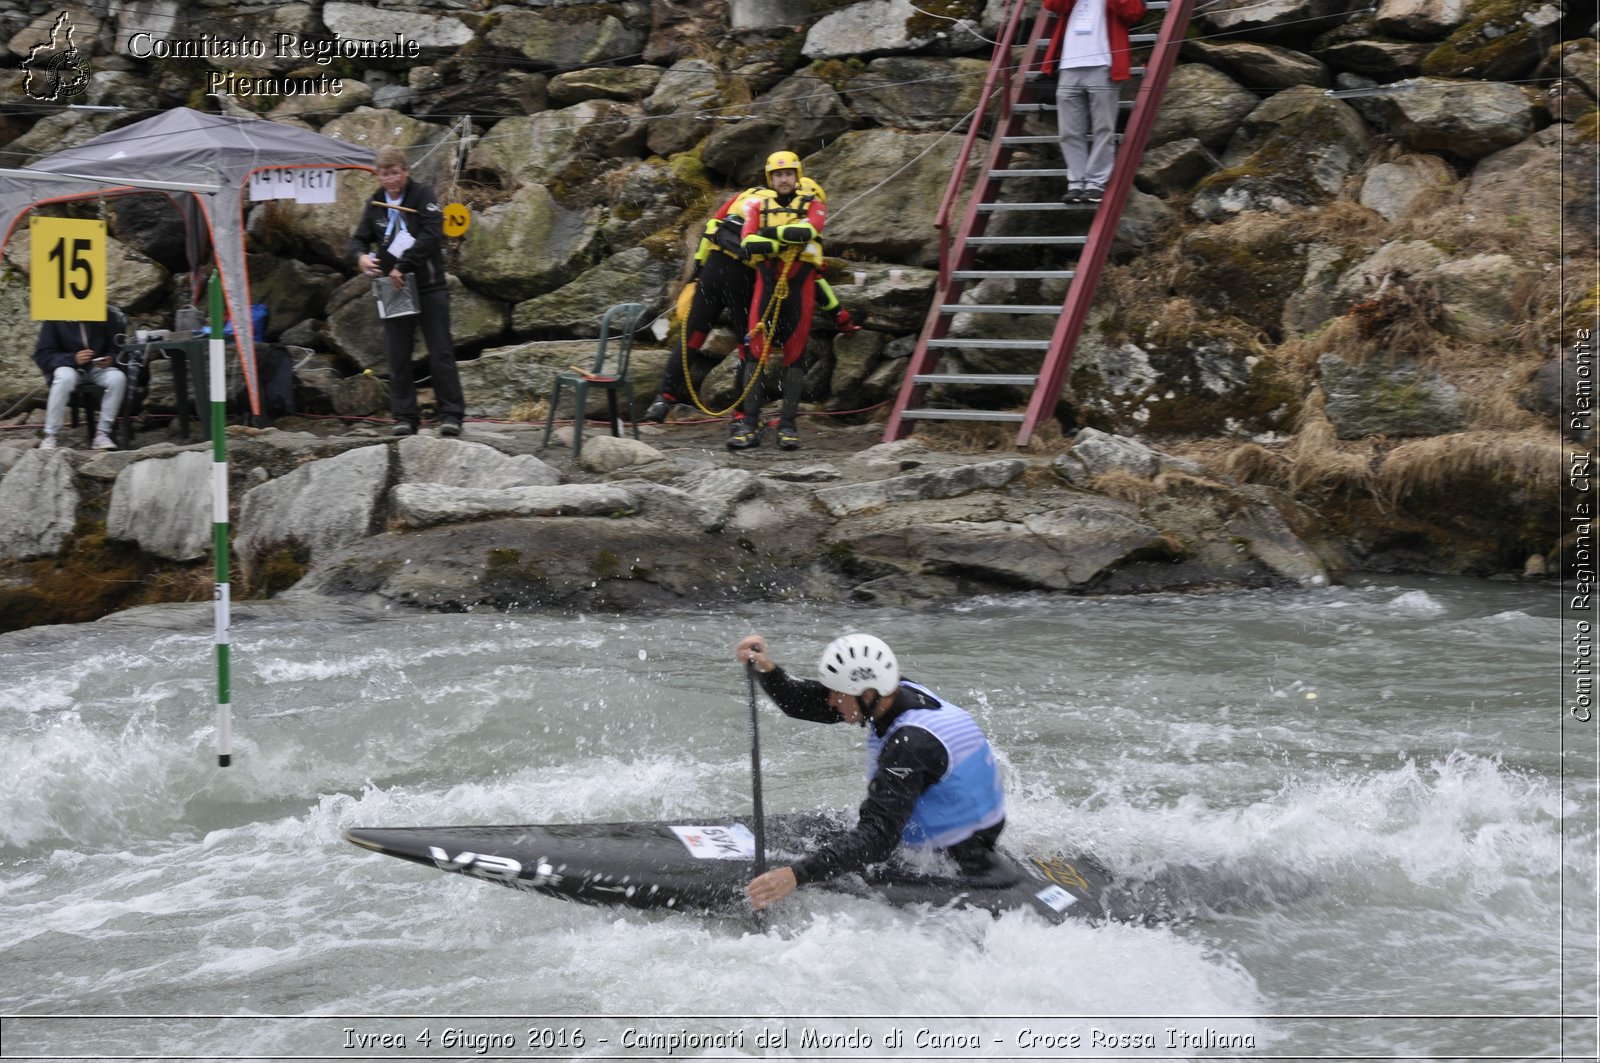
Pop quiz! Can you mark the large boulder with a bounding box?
[805,129,974,268]
[1358,152,1456,221]
[844,57,991,131]
[1318,353,1466,438]
[511,248,677,337]
[466,101,649,190]
[1147,65,1260,151]
[454,184,603,304]
[803,0,987,59]
[598,155,715,253]
[1193,86,1372,221]
[455,339,605,419]
[322,3,477,54]
[396,434,560,490]
[1421,0,1563,79]
[236,443,392,585]
[484,4,650,69]
[1368,78,1536,160]
[1068,315,1299,437]
[1181,40,1331,88]
[0,450,77,562]
[1197,0,1358,45]
[1432,253,1541,342]
[548,66,666,106]
[1375,0,1470,39]
[642,59,726,157]
[390,482,635,529]
[105,450,211,561]
[1137,137,1223,196]
[1463,124,1597,249]
[699,75,853,184]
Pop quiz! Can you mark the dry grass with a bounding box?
[1287,394,1378,495]
[1221,442,1294,489]
[507,398,549,424]
[907,418,1070,454]
[138,565,217,605]
[1090,467,1163,507]
[1376,428,1565,508]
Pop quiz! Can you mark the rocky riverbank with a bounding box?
[0,401,1561,634]
[0,0,1589,630]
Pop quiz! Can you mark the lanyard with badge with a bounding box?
[383,195,416,258]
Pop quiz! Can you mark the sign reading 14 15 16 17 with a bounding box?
[31,216,106,321]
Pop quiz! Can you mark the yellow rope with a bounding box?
[682,247,798,417]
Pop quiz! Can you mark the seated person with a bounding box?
[34,317,127,451]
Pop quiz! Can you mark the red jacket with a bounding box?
[1040,0,1146,81]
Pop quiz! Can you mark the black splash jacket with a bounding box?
[346,178,449,292]
[754,666,1003,885]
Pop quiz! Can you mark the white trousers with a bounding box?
[44,364,126,438]
[1055,65,1119,191]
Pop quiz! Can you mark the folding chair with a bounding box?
[541,302,650,458]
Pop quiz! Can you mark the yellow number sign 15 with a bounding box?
[31,216,107,321]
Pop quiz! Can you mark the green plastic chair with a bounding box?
[541,302,649,458]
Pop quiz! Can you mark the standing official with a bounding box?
[348,147,465,437]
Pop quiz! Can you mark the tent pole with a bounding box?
[208,270,233,768]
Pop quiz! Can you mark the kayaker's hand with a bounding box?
[736,634,774,674]
[748,866,797,910]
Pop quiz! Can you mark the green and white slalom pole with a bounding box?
[208,271,232,767]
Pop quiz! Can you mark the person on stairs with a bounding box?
[728,151,833,452]
[1041,0,1145,204]
[34,314,127,451]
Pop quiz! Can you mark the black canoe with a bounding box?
[344,811,1118,924]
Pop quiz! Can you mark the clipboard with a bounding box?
[373,275,420,319]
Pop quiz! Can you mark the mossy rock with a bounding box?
[1175,222,1308,342]
[904,0,983,40]
[1193,89,1372,222]
[1318,353,1466,438]
[1421,0,1563,79]
[1070,321,1301,438]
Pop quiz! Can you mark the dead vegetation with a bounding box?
[1375,428,1565,510]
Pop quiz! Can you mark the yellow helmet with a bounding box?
[764,150,803,184]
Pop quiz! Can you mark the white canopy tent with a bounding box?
[0,106,375,413]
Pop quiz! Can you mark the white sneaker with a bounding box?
[92,432,117,451]
[38,435,58,450]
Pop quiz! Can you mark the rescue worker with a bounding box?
[729,150,832,451]
[736,632,1008,910]
[639,186,762,423]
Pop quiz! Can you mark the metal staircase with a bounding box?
[882,0,1197,447]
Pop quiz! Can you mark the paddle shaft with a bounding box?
[746,661,768,877]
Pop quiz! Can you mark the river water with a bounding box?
[1,577,1592,1061]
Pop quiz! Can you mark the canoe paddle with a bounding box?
[746,658,768,930]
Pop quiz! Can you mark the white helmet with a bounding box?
[818,633,899,697]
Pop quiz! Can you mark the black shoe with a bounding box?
[777,427,800,450]
[439,419,462,438]
[726,421,761,450]
[1083,187,1104,204]
[1062,187,1084,204]
[392,422,417,437]
[641,399,670,423]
